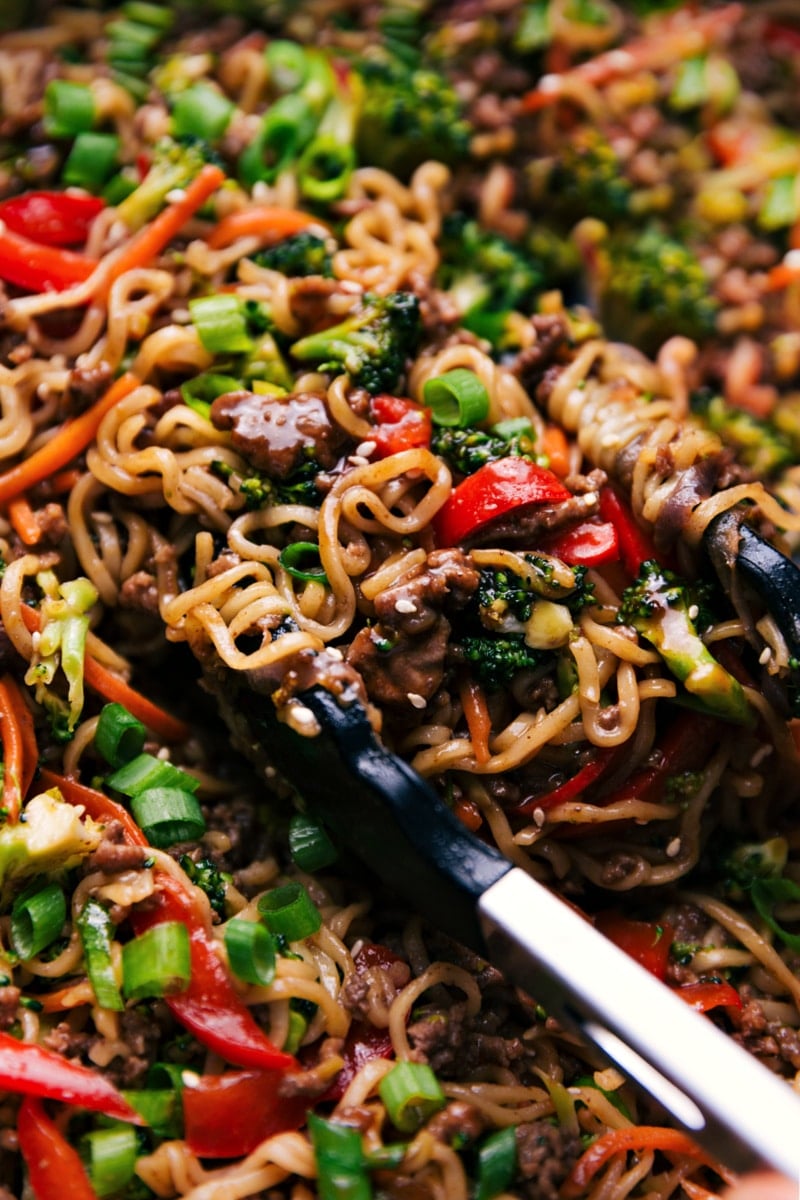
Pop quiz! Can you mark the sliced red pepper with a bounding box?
[370,393,432,458]
[434,457,570,548]
[0,225,96,293]
[0,1031,142,1123]
[516,748,617,815]
[183,1070,307,1158]
[597,487,658,577]
[540,519,619,567]
[674,980,742,1014]
[595,912,674,981]
[599,712,718,809]
[131,875,295,1073]
[0,192,105,247]
[18,1096,99,1200]
[764,21,800,54]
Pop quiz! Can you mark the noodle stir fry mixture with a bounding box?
[2,2,800,1197]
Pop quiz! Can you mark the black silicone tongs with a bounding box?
[249,679,800,1182]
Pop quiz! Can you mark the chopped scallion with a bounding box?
[238,94,317,188]
[224,918,277,986]
[130,786,206,848]
[95,702,146,769]
[278,542,328,585]
[475,1125,518,1200]
[257,881,321,941]
[189,294,254,355]
[11,882,66,961]
[422,368,490,428]
[77,897,123,1011]
[308,1112,371,1200]
[288,813,337,871]
[80,1126,138,1198]
[378,1061,446,1132]
[62,131,120,193]
[122,1086,182,1138]
[122,921,191,999]
[172,84,235,143]
[43,79,95,138]
[107,751,199,798]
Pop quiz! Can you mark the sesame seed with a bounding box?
[759,646,772,665]
[31,632,40,652]
[688,604,699,620]
[407,692,426,709]
[532,807,546,828]
[165,188,187,204]
[285,704,321,736]
[326,647,344,661]
[785,249,800,270]
[355,440,377,457]
[395,598,417,614]
[666,837,681,858]
[347,455,369,467]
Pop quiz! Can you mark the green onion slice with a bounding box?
[130,786,206,848]
[257,881,322,941]
[378,1061,446,1132]
[107,751,199,797]
[95,702,146,769]
[122,1086,182,1139]
[751,877,800,952]
[121,0,174,30]
[475,1125,518,1200]
[237,94,317,188]
[190,295,254,356]
[288,813,337,871]
[492,417,535,442]
[172,83,234,143]
[11,882,66,961]
[43,79,95,137]
[265,39,310,93]
[77,898,123,1011]
[298,136,355,204]
[62,131,120,193]
[180,373,242,419]
[308,1112,371,1200]
[422,368,490,428]
[80,1126,138,1198]
[225,918,277,986]
[278,542,328,585]
[122,922,191,999]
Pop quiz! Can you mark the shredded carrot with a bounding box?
[766,257,800,292]
[50,469,82,495]
[459,677,492,766]
[8,497,41,546]
[208,205,331,250]
[0,373,140,507]
[83,655,191,744]
[102,164,226,292]
[560,1126,721,1199]
[0,674,34,823]
[541,424,571,478]
[37,980,97,1014]
[39,767,147,847]
[454,795,483,832]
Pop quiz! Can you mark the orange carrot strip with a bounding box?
[459,677,492,766]
[0,373,139,507]
[39,767,147,847]
[0,674,30,823]
[50,469,82,494]
[208,205,330,250]
[103,164,226,291]
[766,257,800,292]
[6,676,37,802]
[83,656,191,744]
[8,497,41,546]
[560,1127,720,1199]
[37,980,96,1014]
[541,424,571,478]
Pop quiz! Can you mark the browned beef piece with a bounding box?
[210,390,348,477]
[426,1100,484,1145]
[512,314,570,387]
[0,987,20,1031]
[64,362,113,416]
[340,955,410,1020]
[278,1038,346,1099]
[407,1002,524,1076]
[347,616,450,713]
[731,986,800,1075]
[463,490,601,549]
[516,1120,582,1200]
[87,820,150,873]
[373,549,480,636]
[118,571,160,616]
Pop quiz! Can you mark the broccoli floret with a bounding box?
[599,226,718,353]
[536,129,633,224]
[213,457,322,509]
[253,232,334,278]
[460,635,545,690]
[438,214,544,345]
[354,50,471,178]
[477,557,592,631]
[179,855,231,918]
[115,137,208,232]
[431,425,536,476]
[290,291,421,394]
[693,392,794,477]
[618,560,750,722]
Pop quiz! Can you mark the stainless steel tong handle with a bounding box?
[480,868,800,1181]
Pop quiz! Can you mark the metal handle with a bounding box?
[479,867,800,1180]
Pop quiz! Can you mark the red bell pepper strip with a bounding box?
[675,981,742,1014]
[434,457,570,548]
[598,486,658,577]
[324,941,399,1101]
[183,1070,307,1158]
[18,1096,100,1200]
[539,519,619,567]
[0,225,96,293]
[516,748,617,815]
[370,394,432,458]
[0,1031,142,1123]
[131,874,295,1073]
[599,711,718,809]
[594,912,674,981]
[0,192,105,247]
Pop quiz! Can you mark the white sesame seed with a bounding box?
[165,188,187,204]
[688,604,699,620]
[285,704,321,737]
[355,440,377,457]
[666,837,681,858]
[252,182,270,202]
[785,249,800,270]
[538,74,562,94]
[532,807,546,828]
[181,1070,201,1088]
[30,632,40,652]
[759,646,772,665]
[582,492,597,506]
[171,308,191,324]
[347,455,369,467]
[395,598,417,614]
[326,647,344,661]
[156,747,171,760]
[407,692,426,709]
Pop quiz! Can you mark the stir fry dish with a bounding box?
[1,2,800,1197]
